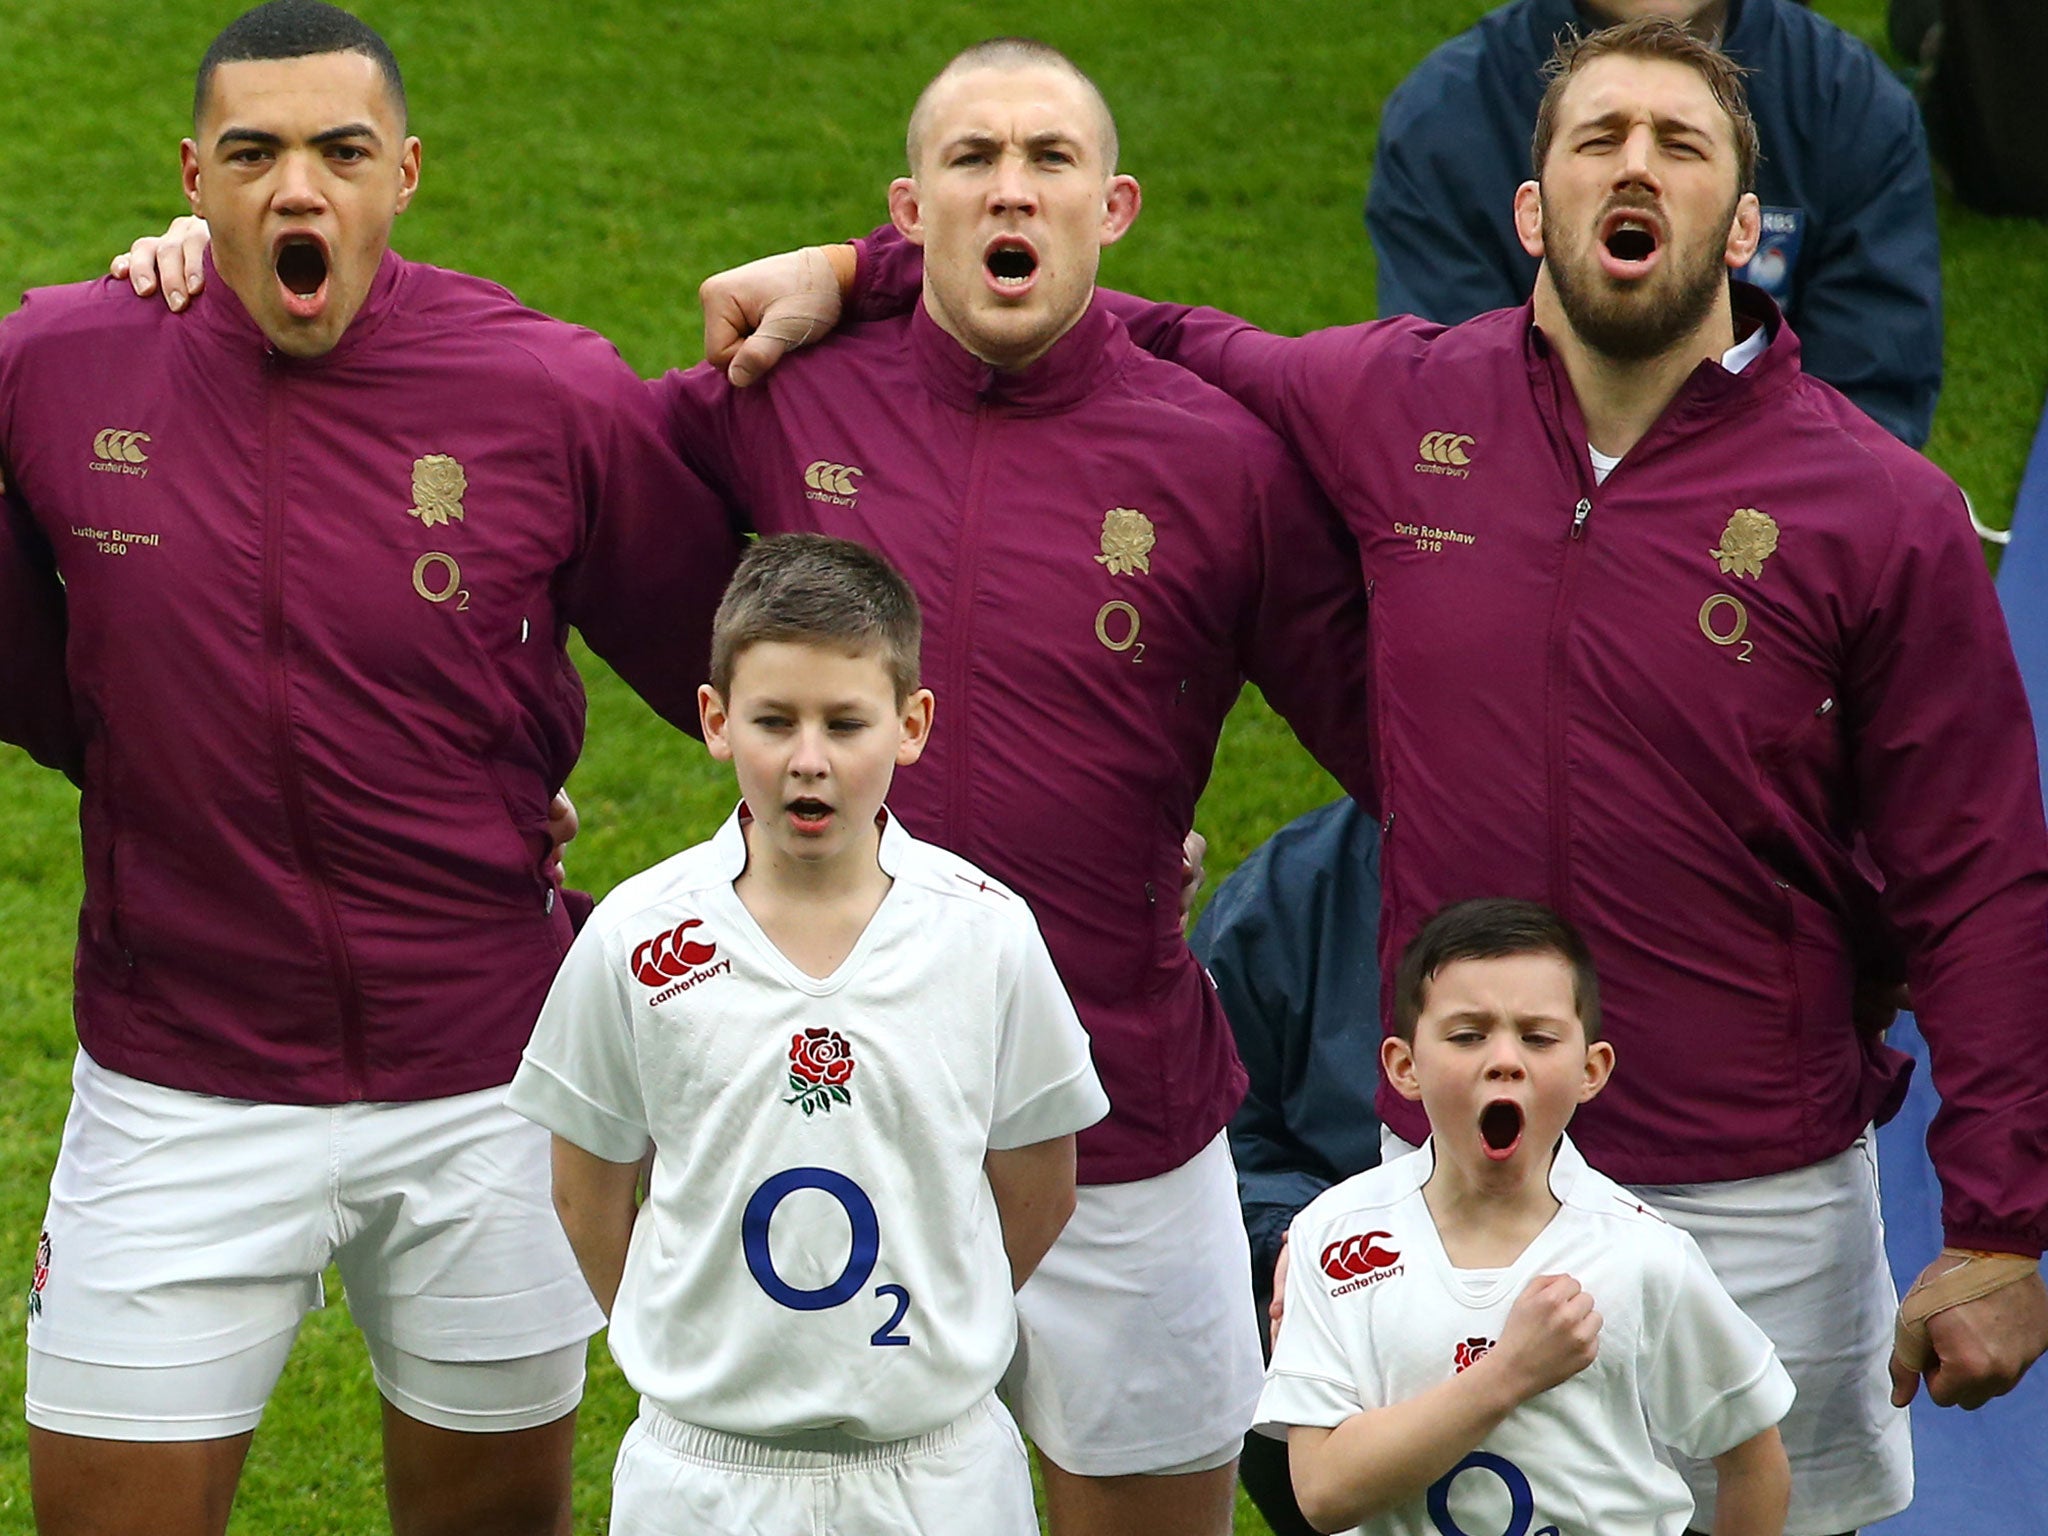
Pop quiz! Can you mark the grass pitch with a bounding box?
[0,2,2039,1531]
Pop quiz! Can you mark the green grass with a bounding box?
[0,1,2039,1531]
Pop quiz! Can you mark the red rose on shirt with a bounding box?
[789,1029,855,1087]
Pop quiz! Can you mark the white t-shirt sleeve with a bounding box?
[506,919,652,1164]
[1641,1227,1797,1460]
[1255,1217,1373,1438]
[985,903,1110,1151]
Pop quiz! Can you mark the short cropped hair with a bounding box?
[1393,898,1603,1043]
[906,37,1118,173]
[1530,17,1757,195]
[710,535,923,704]
[196,1,407,127]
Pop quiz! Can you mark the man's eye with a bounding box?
[229,149,271,165]
[328,145,369,163]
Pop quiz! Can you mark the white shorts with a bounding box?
[609,1394,1035,1536]
[1381,1128,1912,1534]
[1003,1129,1262,1478]
[25,1050,603,1441]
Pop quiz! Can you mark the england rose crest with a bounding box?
[28,1230,50,1320]
[1454,1336,1495,1373]
[785,1028,856,1116]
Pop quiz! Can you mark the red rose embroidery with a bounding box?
[28,1230,50,1320]
[785,1028,856,1115]
[1454,1336,1495,1373]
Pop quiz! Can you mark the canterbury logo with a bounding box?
[1416,431,1473,467]
[1320,1230,1401,1280]
[631,919,718,988]
[803,461,863,497]
[92,429,151,465]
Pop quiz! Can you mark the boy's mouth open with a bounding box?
[785,796,834,834]
[273,233,332,320]
[1480,1099,1525,1161]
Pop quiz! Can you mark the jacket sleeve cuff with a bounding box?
[1938,1228,2046,1260]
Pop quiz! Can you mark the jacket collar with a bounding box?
[908,294,1130,416]
[1524,281,1796,459]
[190,245,408,367]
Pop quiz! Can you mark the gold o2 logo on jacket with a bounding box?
[413,552,470,610]
[1095,600,1144,661]
[1698,593,1751,662]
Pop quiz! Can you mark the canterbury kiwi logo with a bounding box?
[803,461,863,497]
[92,429,151,465]
[1416,431,1473,467]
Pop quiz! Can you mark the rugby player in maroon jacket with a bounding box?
[698,21,2048,1536]
[0,6,738,1534]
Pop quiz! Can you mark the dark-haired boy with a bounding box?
[1264,900,1792,1536]
[510,535,1108,1534]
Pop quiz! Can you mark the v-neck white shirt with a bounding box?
[1260,1135,1793,1536]
[510,805,1108,1441]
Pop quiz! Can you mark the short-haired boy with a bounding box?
[508,534,1109,1533]
[1261,899,1794,1536]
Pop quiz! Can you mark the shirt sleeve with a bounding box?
[1238,443,1376,809]
[986,899,1111,1151]
[507,917,652,1164]
[1781,46,1941,448]
[552,339,744,735]
[1255,1212,1374,1437]
[0,489,78,777]
[1640,1228,1796,1460]
[1846,471,2048,1253]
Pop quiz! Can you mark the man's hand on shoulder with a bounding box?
[699,244,855,387]
[1890,1252,2048,1410]
[110,216,211,311]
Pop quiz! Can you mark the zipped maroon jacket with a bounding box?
[655,299,1376,1184]
[0,252,740,1104]
[1110,290,2048,1254]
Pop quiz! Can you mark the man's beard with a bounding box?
[1542,196,1734,363]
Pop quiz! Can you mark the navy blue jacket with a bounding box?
[1366,0,1941,446]
[1190,799,1383,1277]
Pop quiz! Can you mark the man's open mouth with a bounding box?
[1598,207,1663,275]
[273,233,331,316]
[983,237,1039,292]
[1480,1099,1525,1160]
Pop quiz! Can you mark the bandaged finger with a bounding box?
[1892,1248,2041,1373]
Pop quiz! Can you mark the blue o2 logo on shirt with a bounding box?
[741,1167,912,1345]
[1426,1451,1560,1536]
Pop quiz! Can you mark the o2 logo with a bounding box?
[1426,1451,1560,1536]
[741,1167,911,1347]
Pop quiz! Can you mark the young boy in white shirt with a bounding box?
[1262,899,1794,1536]
[508,533,1109,1534]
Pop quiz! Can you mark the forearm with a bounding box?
[1709,1428,1789,1536]
[549,1135,642,1317]
[985,1136,1078,1290]
[1289,1363,1522,1529]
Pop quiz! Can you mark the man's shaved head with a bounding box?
[196,0,405,128]
[906,38,1118,173]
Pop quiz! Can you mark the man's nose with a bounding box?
[1617,123,1660,185]
[989,152,1039,215]
[272,151,326,212]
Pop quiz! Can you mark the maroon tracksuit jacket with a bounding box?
[0,252,739,1104]
[657,299,1376,1183]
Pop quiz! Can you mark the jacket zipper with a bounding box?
[262,355,368,1095]
[948,402,998,840]
[1543,494,1594,914]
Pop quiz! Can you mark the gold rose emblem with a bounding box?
[1094,508,1155,576]
[408,454,467,529]
[1709,507,1778,579]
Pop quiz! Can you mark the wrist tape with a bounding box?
[1893,1248,2042,1373]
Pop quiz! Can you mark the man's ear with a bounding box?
[699,683,733,761]
[181,140,205,217]
[394,137,422,215]
[1100,175,1142,248]
[1383,1035,1424,1103]
[1513,180,1545,259]
[887,178,926,246]
[1723,190,1762,270]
